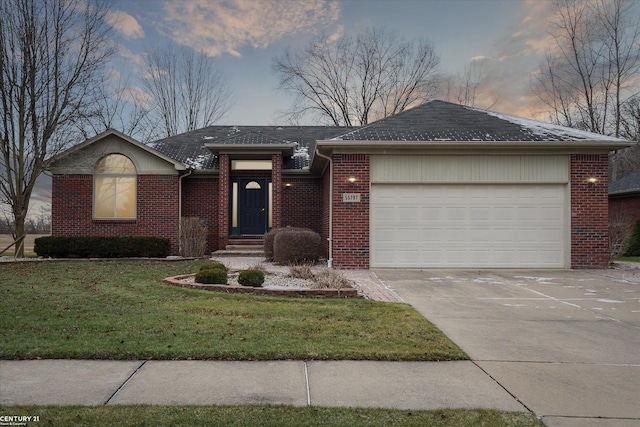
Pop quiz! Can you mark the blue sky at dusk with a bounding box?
[107,0,558,125]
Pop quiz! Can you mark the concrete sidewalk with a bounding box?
[0,359,526,411]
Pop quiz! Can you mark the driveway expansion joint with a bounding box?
[104,360,146,405]
[471,361,535,415]
[303,361,311,406]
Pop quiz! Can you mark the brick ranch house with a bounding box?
[609,169,640,222]
[48,100,633,269]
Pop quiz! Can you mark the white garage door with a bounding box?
[370,183,568,268]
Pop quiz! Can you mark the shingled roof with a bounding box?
[333,100,628,142]
[609,169,640,196]
[146,100,628,171]
[149,125,354,170]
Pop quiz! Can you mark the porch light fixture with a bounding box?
[587,177,598,189]
[348,175,356,185]
[284,183,292,188]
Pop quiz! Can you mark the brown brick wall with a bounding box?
[571,154,609,268]
[281,176,323,233]
[217,154,230,249]
[271,154,283,229]
[182,176,219,253]
[609,195,640,222]
[51,174,180,254]
[331,154,370,269]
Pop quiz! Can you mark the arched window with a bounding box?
[245,181,261,189]
[94,154,137,219]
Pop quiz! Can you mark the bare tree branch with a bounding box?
[142,44,233,138]
[531,0,640,136]
[272,28,440,126]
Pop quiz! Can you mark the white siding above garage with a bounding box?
[370,155,569,268]
[371,155,569,183]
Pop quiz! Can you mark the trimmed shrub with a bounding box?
[273,229,321,265]
[238,269,265,287]
[626,221,640,256]
[34,236,170,258]
[199,261,228,273]
[264,227,305,261]
[195,268,228,285]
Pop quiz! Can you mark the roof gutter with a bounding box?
[315,139,634,152]
[314,148,333,268]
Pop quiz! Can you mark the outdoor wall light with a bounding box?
[284,183,292,188]
[348,176,356,185]
[587,177,598,189]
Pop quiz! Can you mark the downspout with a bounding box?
[314,149,333,268]
[178,167,194,255]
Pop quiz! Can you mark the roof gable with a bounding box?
[49,129,186,174]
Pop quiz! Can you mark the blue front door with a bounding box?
[239,179,268,235]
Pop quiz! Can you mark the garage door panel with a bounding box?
[371,184,567,268]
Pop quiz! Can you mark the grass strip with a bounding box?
[0,260,466,361]
[0,405,544,427]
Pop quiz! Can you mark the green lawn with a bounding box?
[0,260,467,361]
[614,255,640,262]
[0,405,544,427]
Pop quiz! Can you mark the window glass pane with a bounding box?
[232,160,272,170]
[232,182,238,228]
[268,182,272,228]
[94,155,137,219]
[96,154,136,174]
[245,181,261,189]
[94,176,116,217]
[115,177,136,218]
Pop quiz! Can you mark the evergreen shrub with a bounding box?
[238,269,265,287]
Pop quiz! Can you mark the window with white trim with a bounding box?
[94,154,137,219]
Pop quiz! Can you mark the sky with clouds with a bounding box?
[105,0,564,125]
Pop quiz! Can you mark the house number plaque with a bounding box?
[342,193,361,202]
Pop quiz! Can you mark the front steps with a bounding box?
[212,237,265,257]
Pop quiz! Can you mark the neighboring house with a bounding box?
[48,100,633,269]
[609,169,640,222]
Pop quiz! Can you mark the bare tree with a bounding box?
[142,44,233,139]
[273,28,440,126]
[439,59,498,109]
[619,94,640,141]
[532,0,640,136]
[0,0,115,257]
[83,72,152,141]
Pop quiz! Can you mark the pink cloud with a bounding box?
[161,0,341,57]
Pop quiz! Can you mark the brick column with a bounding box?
[218,154,230,249]
[271,154,282,229]
[571,154,609,268]
[332,154,370,269]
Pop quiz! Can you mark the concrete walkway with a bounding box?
[0,359,525,410]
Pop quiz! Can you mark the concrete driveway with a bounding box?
[376,266,640,427]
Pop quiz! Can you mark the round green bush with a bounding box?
[199,261,228,273]
[238,269,265,287]
[195,268,228,285]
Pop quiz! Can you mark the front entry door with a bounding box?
[239,179,267,234]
